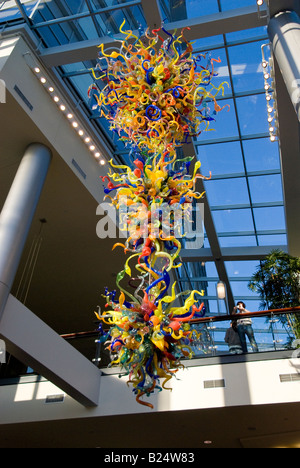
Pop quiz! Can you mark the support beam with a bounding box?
[14,0,32,27]
[181,145,235,313]
[0,143,52,320]
[268,10,300,121]
[0,295,101,407]
[181,245,288,262]
[163,5,268,41]
[40,5,267,66]
[140,0,161,29]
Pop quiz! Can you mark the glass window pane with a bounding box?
[186,0,219,18]
[243,138,281,172]
[197,141,244,176]
[243,300,263,312]
[212,209,254,233]
[248,174,284,204]
[203,262,218,277]
[258,234,287,246]
[254,206,286,231]
[236,94,269,136]
[225,260,259,277]
[231,281,259,298]
[158,0,219,21]
[220,0,255,10]
[192,36,224,50]
[205,178,250,206]
[219,236,257,247]
[197,99,238,141]
[228,41,266,93]
[226,27,268,43]
[204,48,232,97]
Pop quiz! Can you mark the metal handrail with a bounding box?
[60,307,300,340]
[190,306,300,324]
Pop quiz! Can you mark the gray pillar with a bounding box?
[0,143,52,319]
[268,10,300,121]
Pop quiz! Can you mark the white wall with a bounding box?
[0,357,300,425]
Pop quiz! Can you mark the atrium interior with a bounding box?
[0,0,300,449]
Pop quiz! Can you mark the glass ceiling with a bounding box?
[0,0,288,314]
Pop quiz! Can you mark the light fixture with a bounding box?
[257,0,268,20]
[216,281,229,315]
[32,63,106,166]
[261,43,279,142]
[216,282,226,300]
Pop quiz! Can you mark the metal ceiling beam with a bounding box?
[14,0,32,27]
[140,0,162,30]
[181,245,288,262]
[84,0,104,38]
[180,142,235,313]
[31,0,142,28]
[155,5,268,41]
[40,5,268,66]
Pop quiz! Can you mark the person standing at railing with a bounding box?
[233,301,259,353]
[225,321,243,355]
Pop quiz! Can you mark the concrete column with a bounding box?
[0,143,52,319]
[268,10,300,121]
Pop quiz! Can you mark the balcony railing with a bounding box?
[63,306,300,366]
[1,307,299,381]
